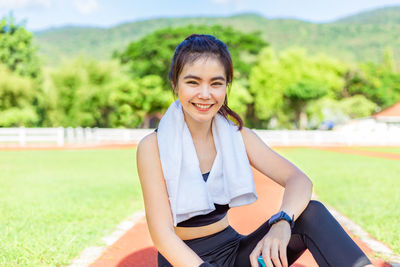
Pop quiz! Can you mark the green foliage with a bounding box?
[227,79,253,119]
[285,80,328,101]
[340,95,378,118]
[48,59,122,127]
[0,15,48,127]
[114,24,267,88]
[383,47,396,72]
[344,59,400,108]
[2,10,399,129]
[250,47,347,129]
[47,58,172,128]
[108,74,173,128]
[0,64,40,126]
[0,16,41,78]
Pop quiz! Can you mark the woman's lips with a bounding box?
[192,103,213,111]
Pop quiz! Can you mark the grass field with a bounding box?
[276,147,400,255]
[1,147,399,266]
[0,149,143,266]
[352,147,400,154]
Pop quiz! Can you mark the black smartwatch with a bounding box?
[268,211,295,230]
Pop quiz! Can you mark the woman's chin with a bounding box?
[186,112,215,124]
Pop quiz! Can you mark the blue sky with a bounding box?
[1,0,400,31]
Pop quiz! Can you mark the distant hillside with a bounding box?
[33,6,400,67]
[335,5,400,24]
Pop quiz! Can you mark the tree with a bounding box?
[0,64,39,126]
[115,24,267,86]
[109,74,172,128]
[48,58,122,127]
[0,15,41,78]
[341,48,400,109]
[250,47,347,129]
[48,58,172,128]
[344,62,400,108]
[0,15,46,126]
[284,79,328,129]
[382,46,396,72]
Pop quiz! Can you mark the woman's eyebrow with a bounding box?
[183,75,226,81]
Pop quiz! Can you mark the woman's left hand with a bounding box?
[249,220,291,267]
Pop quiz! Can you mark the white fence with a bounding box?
[0,127,399,147]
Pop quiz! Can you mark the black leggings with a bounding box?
[158,200,372,267]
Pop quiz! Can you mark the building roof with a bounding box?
[372,102,400,123]
[372,102,400,117]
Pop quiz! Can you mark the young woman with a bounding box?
[136,34,373,267]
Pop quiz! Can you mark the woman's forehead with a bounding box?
[180,56,225,76]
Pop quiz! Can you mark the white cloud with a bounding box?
[73,0,98,14]
[0,0,51,9]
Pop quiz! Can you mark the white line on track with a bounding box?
[68,210,145,267]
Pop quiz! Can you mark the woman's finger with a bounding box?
[249,241,263,267]
[261,242,274,267]
[280,242,288,267]
[270,241,282,267]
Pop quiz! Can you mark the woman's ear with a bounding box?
[171,82,177,95]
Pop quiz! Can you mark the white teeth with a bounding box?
[194,103,212,109]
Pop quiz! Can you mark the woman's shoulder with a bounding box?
[238,126,252,141]
[137,130,159,158]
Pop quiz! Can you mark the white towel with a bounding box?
[157,99,257,226]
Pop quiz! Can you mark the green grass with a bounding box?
[276,147,400,255]
[353,146,400,154]
[0,149,143,266]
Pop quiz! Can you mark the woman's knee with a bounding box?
[295,200,329,228]
[306,200,327,213]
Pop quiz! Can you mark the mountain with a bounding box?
[335,5,400,24]
[33,6,400,66]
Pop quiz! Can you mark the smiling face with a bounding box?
[174,56,227,124]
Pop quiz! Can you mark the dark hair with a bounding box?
[168,34,244,131]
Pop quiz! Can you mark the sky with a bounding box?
[1,0,400,31]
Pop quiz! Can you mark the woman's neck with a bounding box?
[183,112,213,142]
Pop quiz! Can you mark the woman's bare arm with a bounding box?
[136,132,204,267]
[239,127,313,221]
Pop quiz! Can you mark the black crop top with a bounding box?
[154,128,230,227]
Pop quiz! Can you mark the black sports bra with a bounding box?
[154,128,230,227]
[177,171,230,227]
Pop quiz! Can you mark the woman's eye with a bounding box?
[212,83,223,86]
[187,81,197,85]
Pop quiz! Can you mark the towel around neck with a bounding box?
[156,99,257,226]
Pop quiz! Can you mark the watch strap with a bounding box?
[269,211,295,229]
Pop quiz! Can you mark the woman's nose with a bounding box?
[198,85,211,99]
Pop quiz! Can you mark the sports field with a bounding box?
[0,147,398,265]
[0,149,143,266]
[352,147,400,154]
[277,148,400,256]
